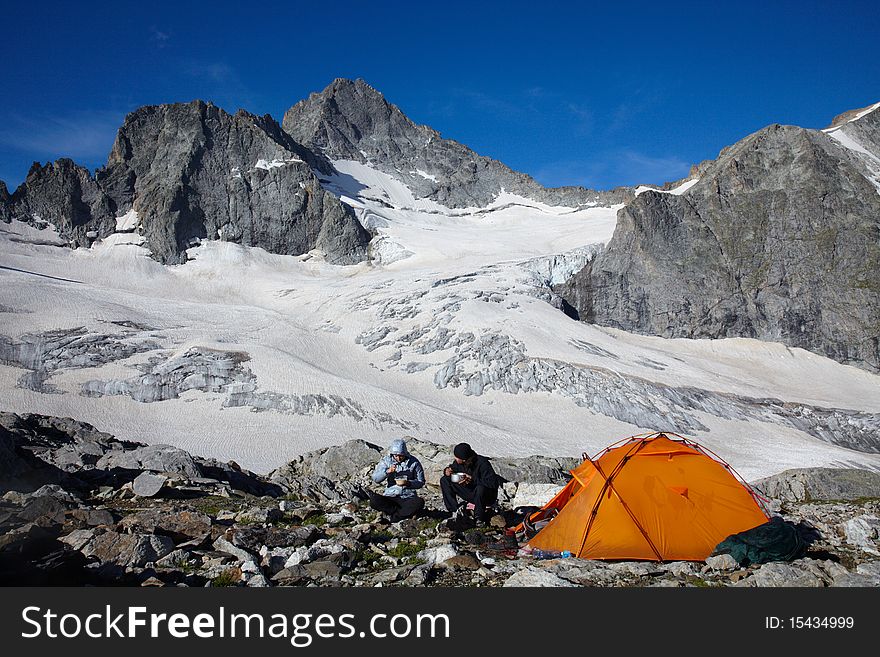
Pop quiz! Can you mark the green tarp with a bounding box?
[711,516,810,566]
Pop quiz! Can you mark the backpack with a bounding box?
[518,506,559,540]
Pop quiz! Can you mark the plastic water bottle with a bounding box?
[532,549,573,559]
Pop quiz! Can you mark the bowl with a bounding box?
[394,477,408,486]
[450,473,465,483]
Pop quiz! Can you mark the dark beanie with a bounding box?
[453,442,475,459]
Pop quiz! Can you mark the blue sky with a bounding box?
[1,0,878,191]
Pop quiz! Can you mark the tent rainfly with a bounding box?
[524,432,770,561]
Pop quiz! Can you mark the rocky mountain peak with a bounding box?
[93,99,369,264]
[283,78,627,209]
[556,104,880,372]
[824,101,880,131]
[1,99,370,265]
[283,77,435,163]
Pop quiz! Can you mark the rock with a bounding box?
[368,565,418,586]
[246,573,271,587]
[488,514,507,529]
[302,560,342,580]
[156,549,199,570]
[66,508,115,527]
[843,515,880,555]
[59,529,95,551]
[234,507,283,524]
[283,539,347,568]
[240,559,261,574]
[233,526,318,555]
[27,484,81,504]
[831,572,880,587]
[441,554,483,571]
[738,562,826,587]
[503,566,578,587]
[503,482,567,509]
[16,495,69,524]
[269,439,382,501]
[140,577,166,587]
[131,472,167,497]
[417,544,459,566]
[97,445,202,478]
[212,536,257,563]
[856,561,880,578]
[271,567,307,584]
[403,564,431,586]
[82,532,174,568]
[664,562,699,577]
[704,554,740,572]
[752,468,880,503]
[119,509,211,544]
[102,101,370,265]
[833,561,880,586]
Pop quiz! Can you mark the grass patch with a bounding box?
[685,576,713,588]
[386,538,426,560]
[368,530,394,544]
[192,496,239,517]
[302,513,327,527]
[416,517,441,532]
[354,549,385,571]
[211,569,241,587]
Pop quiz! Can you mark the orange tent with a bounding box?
[525,432,769,561]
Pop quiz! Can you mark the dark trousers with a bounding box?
[440,476,498,521]
[368,492,424,522]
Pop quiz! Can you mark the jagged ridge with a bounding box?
[557,105,880,372]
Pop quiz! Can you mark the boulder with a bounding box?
[212,536,257,563]
[119,509,211,544]
[752,468,880,503]
[417,543,458,566]
[503,567,578,587]
[842,515,880,555]
[131,473,167,497]
[59,529,96,551]
[234,507,283,524]
[737,562,825,587]
[704,554,740,572]
[82,531,174,568]
[97,445,202,478]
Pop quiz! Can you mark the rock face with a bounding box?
[96,101,370,264]
[5,159,116,247]
[2,102,371,265]
[283,78,629,209]
[557,105,880,372]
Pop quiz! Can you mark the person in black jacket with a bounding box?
[440,442,501,524]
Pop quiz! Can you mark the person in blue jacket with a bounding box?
[353,438,426,522]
